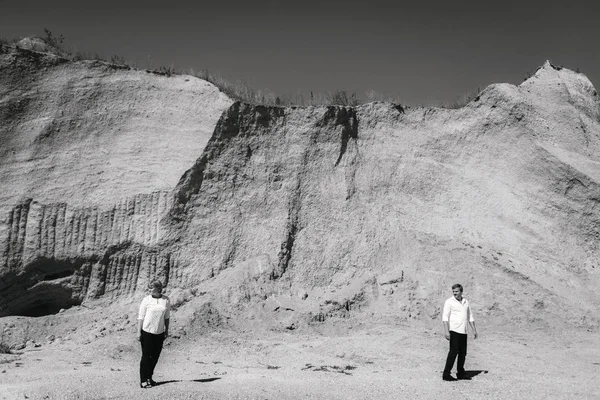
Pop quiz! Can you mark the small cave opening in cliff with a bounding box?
[16,285,82,317]
[28,257,78,282]
[5,257,83,317]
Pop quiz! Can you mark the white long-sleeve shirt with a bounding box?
[138,295,170,335]
[442,296,474,334]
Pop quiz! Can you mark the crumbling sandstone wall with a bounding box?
[166,63,600,328]
[0,191,185,315]
[1,49,600,330]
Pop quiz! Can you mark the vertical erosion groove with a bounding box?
[123,254,131,293]
[117,256,126,294]
[106,256,114,293]
[49,205,57,257]
[146,251,151,285]
[168,254,179,287]
[8,206,18,258]
[333,107,359,167]
[275,157,307,280]
[5,207,14,268]
[274,105,361,281]
[75,212,82,254]
[114,200,122,243]
[163,253,171,287]
[275,213,298,280]
[64,210,72,253]
[17,201,29,257]
[133,253,141,293]
[151,192,158,244]
[57,204,66,257]
[40,205,48,255]
[321,106,361,200]
[273,113,317,280]
[126,197,134,241]
[175,256,182,284]
[220,209,244,273]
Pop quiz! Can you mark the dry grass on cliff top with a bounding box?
[2,30,413,108]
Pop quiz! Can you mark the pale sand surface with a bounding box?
[1,325,598,399]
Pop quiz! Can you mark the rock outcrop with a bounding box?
[1,45,599,331]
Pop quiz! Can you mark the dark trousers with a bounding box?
[140,330,165,382]
[444,331,467,376]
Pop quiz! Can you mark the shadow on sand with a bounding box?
[463,370,488,379]
[151,380,181,387]
[152,377,221,387]
[192,378,222,383]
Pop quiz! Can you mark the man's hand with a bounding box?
[137,332,141,342]
[469,321,477,339]
[164,332,168,340]
[442,321,450,341]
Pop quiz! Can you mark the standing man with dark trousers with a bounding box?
[138,280,171,388]
[442,283,478,381]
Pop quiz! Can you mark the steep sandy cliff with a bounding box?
[167,64,600,331]
[1,44,599,334]
[0,43,233,315]
[0,44,232,208]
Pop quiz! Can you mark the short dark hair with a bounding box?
[452,283,463,292]
[150,280,163,291]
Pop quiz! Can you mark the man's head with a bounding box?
[150,280,163,295]
[451,283,463,300]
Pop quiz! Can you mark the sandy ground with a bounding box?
[1,323,598,400]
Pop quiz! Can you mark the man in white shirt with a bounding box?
[442,283,478,381]
[137,280,171,388]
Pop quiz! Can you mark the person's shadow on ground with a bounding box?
[463,370,488,379]
[192,378,221,383]
[151,377,221,387]
[151,380,180,387]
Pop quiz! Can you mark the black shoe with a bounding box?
[140,380,151,389]
[443,375,457,381]
[149,378,157,386]
[457,374,471,380]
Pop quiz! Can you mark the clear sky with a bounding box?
[2,0,599,106]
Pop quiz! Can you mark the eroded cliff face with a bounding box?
[0,44,232,315]
[166,64,600,332]
[1,48,599,332]
[166,62,600,330]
